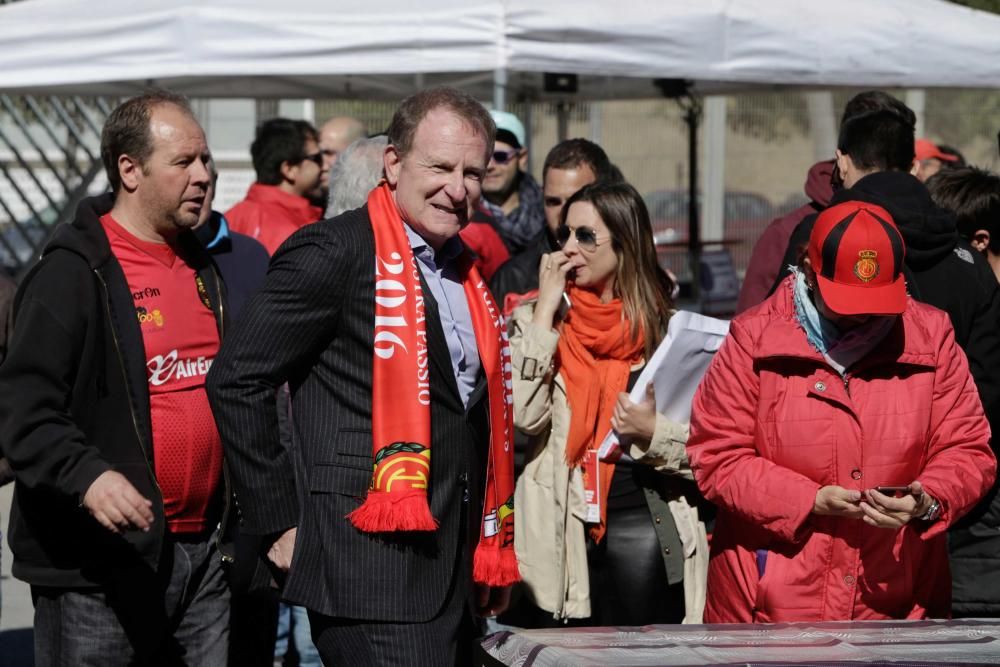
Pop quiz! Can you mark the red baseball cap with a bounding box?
[915,138,958,163]
[808,201,907,316]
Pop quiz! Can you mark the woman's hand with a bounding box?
[532,251,573,330]
[860,481,936,529]
[812,485,863,518]
[611,384,657,441]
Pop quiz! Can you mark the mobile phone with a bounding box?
[557,291,572,319]
[874,485,910,497]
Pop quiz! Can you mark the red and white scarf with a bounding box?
[347,182,519,587]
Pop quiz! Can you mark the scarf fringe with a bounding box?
[348,491,438,533]
[473,544,521,587]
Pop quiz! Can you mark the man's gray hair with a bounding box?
[325,135,390,217]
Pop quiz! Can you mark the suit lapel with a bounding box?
[465,374,488,417]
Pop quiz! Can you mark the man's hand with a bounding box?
[267,527,297,571]
[82,470,154,534]
[861,481,935,529]
[812,485,863,519]
[475,584,512,617]
[611,384,657,442]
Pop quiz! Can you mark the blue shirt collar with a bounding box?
[403,223,464,266]
[205,212,230,250]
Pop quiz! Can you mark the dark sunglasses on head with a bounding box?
[302,152,324,167]
[556,225,609,252]
[491,149,520,165]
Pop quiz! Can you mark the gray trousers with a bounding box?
[32,532,230,667]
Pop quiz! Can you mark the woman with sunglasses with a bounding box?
[508,181,709,625]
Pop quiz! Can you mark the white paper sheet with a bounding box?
[598,311,730,461]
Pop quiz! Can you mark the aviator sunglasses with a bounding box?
[556,225,610,252]
[491,149,521,165]
[302,152,324,167]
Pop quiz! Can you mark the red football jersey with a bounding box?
[101,215,224,534]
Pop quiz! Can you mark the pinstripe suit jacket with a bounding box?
[206,206,490,621]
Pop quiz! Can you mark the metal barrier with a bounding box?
[0,95,112,280]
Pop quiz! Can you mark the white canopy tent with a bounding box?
[2,0,998,295]
[1,0,999,100]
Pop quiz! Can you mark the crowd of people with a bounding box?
[0,84,997,667]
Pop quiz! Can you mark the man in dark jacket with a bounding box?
[482,110,545,253]
[195,161,270,319]
[926,166,1000,617]
[194,161,280,666]
[736,160,836,313]
[0,91,232,664]
[208,87,513,666]
[771,93,1000,619]
[490,139,619,312]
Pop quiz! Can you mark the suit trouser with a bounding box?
[307,570,476,667]
[32,532,230,667]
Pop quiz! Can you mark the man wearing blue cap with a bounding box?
[482,110,544,254]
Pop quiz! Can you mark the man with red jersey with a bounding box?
[0,91,232,665]
[226,118,327,255]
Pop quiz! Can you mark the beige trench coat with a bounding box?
[509,304,709,622]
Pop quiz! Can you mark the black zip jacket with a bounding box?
[0,193,229,588]
[489,229,557,313]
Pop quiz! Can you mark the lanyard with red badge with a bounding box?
[582,448,601,524]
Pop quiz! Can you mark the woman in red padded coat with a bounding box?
[687,200,995,622]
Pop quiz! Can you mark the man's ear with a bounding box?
[118,154,142,192]
[972,230,991,253]
[384,144,402,186]
[279,160,298,185]
[517,150,529,172]
[910,159,922,178]
[835,150,851,180]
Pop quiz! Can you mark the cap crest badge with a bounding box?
[854,249,879,283]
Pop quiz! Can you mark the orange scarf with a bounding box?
[557,286,645,542]
[347,183,519,587]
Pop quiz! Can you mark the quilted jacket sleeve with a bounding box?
[687,319,821,543]
[917,316,996,538]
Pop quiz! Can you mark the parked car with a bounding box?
[643,189,774,244]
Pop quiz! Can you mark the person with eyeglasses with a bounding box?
[481,110,545,254]
[490,138,623,315]
[508,181,710,626]
[226,118,327,256]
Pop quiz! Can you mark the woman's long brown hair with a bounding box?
[561,182,675,358]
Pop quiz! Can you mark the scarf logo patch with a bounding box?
[373,441,430,491]
[854,250,879,283]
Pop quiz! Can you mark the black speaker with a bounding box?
[543,73,578,94]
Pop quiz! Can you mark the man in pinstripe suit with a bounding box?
[207,88,508,666]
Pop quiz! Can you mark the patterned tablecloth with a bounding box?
[478,620,1000,666]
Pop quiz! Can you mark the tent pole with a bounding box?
[683,97,703,303]
[557,103,569,142]
[493,68,507,111]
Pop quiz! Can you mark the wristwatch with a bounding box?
[921,498,941,522]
